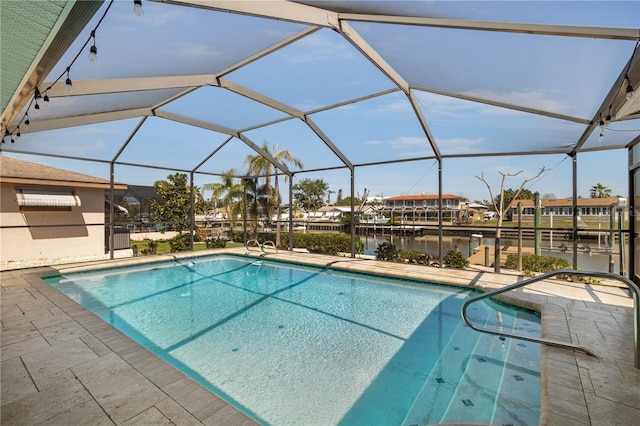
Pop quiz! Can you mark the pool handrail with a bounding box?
[461,270,639,368]
[245,239,264,255]
[262,240,278,253]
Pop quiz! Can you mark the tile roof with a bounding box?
[0,155,126,190]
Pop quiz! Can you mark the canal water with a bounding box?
[360,234,628,274]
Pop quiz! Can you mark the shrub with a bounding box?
[206,238,227,249]
[233,232,360,255]
[505,254,571,276]
[398,249,432,265]
[444,249,469,269]
[169,233,191,252]
[375,242,399,262]
[139,239,158,255]
[291,233,358,255]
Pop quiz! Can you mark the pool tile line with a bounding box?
[2,248,639,425]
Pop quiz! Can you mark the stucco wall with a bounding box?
[0,184,112,269]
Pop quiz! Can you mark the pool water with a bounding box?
[46,255,541,425]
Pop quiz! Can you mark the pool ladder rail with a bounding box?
[245,239,278,256]
[461,270,640,369]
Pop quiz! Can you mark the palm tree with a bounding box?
[590,183,612,198]
[245,141,304,245]
[202,169,243,230]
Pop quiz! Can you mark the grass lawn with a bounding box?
[131,239,244,255]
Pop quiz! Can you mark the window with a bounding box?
[16,188,81,211]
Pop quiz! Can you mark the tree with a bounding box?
[590,183,612,198]
[495,188,534,220]
[245,141,303,244]
[335,196,363,207]
[238,178,267,238]
[293,178,329,213]
[245,141,304,214]
[151,173,203,232]
[326,189,336,205]
[203,169,243,222]
[476,167,547,273]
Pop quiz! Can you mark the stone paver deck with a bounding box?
[2,248,638,425]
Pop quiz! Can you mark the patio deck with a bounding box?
[2,248,638,425]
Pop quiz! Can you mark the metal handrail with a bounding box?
[462,270,639,368]
[245,239,264,255]
[262,240,278,253]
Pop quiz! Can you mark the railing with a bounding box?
[245,239,264,255]
[462,270,639,368]
[262,240,278,253]
[244,239,278,256]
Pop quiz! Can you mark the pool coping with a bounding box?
[2,248,638,425]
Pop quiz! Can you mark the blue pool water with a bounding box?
[45,255,541,425]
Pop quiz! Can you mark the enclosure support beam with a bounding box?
[190,171,195,251]
[438,159,443,266]
[572,154,579,269]
[289,175,294,251]
[351,169,356,258]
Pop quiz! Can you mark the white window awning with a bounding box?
[16,188,81,208]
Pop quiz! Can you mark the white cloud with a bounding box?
[374,99,412,114]
[414,88,570,117]
[390,136,427,148]
[438,137,485,154]
[169,42,223,60]
[461,89,570,114]
[286,32,354,64]
[388,136,432,157]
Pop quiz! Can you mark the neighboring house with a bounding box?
[305,205,378,221]
[511,197,627,223]
[381,193,470,222]
[0,156,128,270]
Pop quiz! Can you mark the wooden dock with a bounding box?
[468,244,534,267]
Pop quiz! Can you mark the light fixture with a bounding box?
[605,105,612,125]
[134,0,143,17]
[43,92,50,108]
[34,100,40,114]
[1,131,8,144]
[88,30,97,62]
[626,74,634,101]
[24,114,30,129]
[65,67,73,93]
[614,42,639,119]
[16,126,21,140]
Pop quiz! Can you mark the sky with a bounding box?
[4,0,639,204]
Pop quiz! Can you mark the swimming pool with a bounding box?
[45,254,540,425]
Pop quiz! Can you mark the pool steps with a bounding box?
[440,309,519,424]
[462,270,640,366]
[401,300,494,425]
[402,302,541,425]
[491,310,541,425]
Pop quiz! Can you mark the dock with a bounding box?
[468,244,534,267]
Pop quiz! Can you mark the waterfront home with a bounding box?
[0,156,128,269]
[511,197,627,224]
[381,193,469,223]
